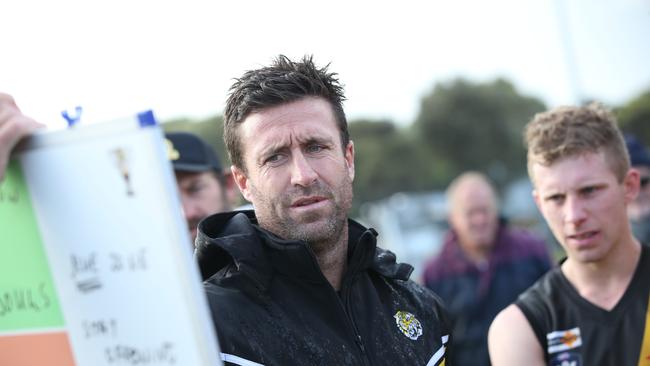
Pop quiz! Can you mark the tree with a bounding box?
[349,119,440,213]
[413,78,546,188]
[617,88,650,142]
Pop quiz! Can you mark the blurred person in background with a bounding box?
[165,131,237,245]
[625,134,650,244]
[422,171,551,366]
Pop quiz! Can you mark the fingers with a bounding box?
[0,93,44,181]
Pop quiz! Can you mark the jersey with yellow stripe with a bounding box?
[515,245,650,366]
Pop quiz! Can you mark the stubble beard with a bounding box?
[251,176,353,254]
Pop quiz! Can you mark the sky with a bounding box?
[2,0,649,129]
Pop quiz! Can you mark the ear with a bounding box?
[231,165,253,202]
[448,210,458,230]
[222,171,241,207]
[623,168,640,204]
[344,141,355,181]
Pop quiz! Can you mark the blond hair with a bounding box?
[525,102,629,183]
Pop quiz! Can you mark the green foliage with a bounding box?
[616,88,650,142]
[159,80,650,212]
[349,119,440,213]
[413,78,546,189]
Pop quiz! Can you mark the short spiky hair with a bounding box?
[223,55,348,171]
[525,102,629,183]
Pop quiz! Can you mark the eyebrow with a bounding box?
[258,142,288,161]
[297,136,333,146]
[543,192,563,199]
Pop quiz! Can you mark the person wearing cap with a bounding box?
[625,134,650,244]
[165,132,236,244]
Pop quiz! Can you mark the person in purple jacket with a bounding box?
[422,171,551,366]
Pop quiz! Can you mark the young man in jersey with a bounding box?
[488,103,649,365]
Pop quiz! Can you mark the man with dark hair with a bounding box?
[165,131,235,244]
[195,55,452,365]
[488,103,648,365]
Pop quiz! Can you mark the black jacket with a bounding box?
[196,211,452,366]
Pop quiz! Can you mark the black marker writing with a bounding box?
[0,282,51,317]
[82,318,118,339]
[105,342,176,365]
[0,185,19,204]
[110,248,147,272]
[71,253,98,279]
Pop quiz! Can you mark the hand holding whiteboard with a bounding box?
[0,111,222,365]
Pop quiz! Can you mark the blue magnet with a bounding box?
[137,110,157,127]
[61,106,83,127]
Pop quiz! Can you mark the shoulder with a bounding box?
[488,304,545,366]
[389,277,446,305]
[498,227,551,261]
[502,226,546,248]
[420,234,468,284]
[202,264,269,313]
[517,267,561,302]
[515,268,560,312]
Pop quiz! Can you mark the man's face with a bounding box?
[231,97,354,250]
[532,151,638,264]
[176,171,229,242]
[449,180,499,254]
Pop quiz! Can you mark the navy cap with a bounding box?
[164,132,223,173]
[625,134,650,168]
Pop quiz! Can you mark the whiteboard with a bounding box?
[0,112,221,366]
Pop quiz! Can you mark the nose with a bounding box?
[564,195,587,226]
[181,197,201,221]
[290,151,318,187]
[469,210,489,226]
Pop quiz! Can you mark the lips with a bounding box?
[566,230,600,247]
[568,231,598,240]
[291,196,326,207]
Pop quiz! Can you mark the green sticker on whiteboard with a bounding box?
[0,160,64,330]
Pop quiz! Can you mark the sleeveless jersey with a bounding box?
[515,245,650,366]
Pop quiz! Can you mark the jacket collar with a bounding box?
[195,210,413,291]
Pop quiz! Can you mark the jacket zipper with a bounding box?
[306,248,372,366]
[340,275,372,366]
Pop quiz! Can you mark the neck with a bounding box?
[310,224,349,291]
[459,239,492,265]
[562,235,642,310]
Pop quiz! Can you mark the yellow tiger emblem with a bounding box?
[394,310,423,340]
